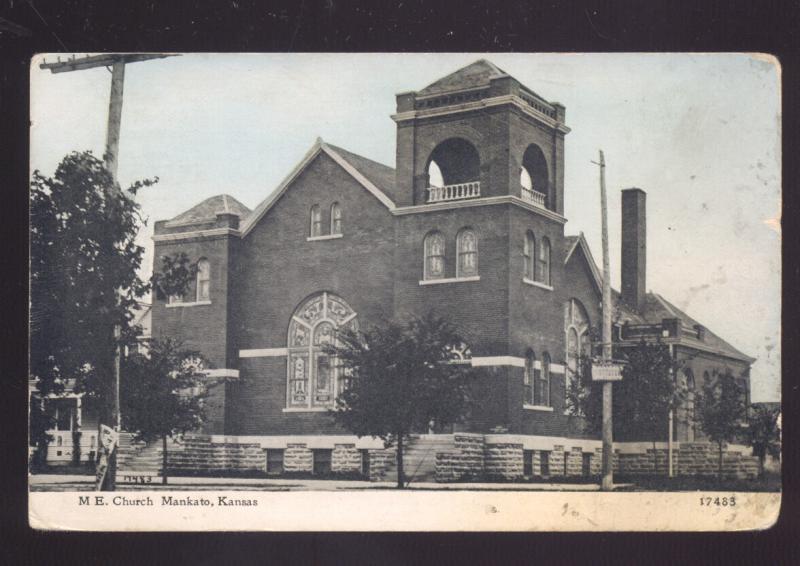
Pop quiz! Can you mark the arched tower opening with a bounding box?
[520,143,550,209]
[425,138,481,203]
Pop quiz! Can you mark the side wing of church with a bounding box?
[142,60,757,481]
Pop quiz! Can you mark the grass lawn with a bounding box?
[615,471,780,492]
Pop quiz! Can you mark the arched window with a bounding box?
[524,350,536,406]
[457,228,478,277]
[523,231,535,281]
[309,205,322,237]
[537,237,551,285]
[330,202,342,235]
[287,292,358,409]
[424,231,445,280]
[538,352,551,406]
[196,259,210,302]
[565,299,591,392]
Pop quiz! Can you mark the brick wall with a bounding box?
[228,152,396,436]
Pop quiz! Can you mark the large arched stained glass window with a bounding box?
[287,292,358,409]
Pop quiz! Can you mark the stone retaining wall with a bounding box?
[435,434,484,482]
[169,435,264,474]
[434,436,760,482]
[332,443,362,473]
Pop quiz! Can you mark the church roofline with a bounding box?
[564,232,603,295]
[238,139,396,237]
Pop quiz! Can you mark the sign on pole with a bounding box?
[592,360,624,381]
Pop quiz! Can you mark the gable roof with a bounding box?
[238,139,396,237]
[565,233,753,363]
[564,232,603,294]
[418,59,508,95]
[166,194,251,227]
[324,143,396,200]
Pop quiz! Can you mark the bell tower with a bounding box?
[392,59,569,213]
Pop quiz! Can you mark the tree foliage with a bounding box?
[29,151,156,459]
[568,340,682,438]
[151,252,197,301]
[325,314,477,487]
[121,339,208,483]
[695,370,747,480]
[746,404,781,478]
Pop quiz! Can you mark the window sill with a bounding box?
[524,404,554,412]
[166,300,212,308]
[307,234,343,242]
[419,276,480,286]
[282,407,332,413]
[523,278,553,291]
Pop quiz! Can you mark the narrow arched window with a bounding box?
[330,202,342,235]
[524,231,535,281]
[537,237,551,285]
[524,350,536,406]
[424,231,445,280]
[196,259,210,302]
[457,228,478,277]
[539,352,551,406]
[309,205,322,237]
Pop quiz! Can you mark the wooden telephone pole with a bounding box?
[39,53,175,490]
[592,150,615,491]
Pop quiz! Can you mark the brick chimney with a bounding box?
[621,188,646,311]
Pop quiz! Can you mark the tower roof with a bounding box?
[166,194,251,227]
[418,59,509,95]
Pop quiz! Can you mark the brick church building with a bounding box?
[142,60,756,480]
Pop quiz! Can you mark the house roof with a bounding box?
[166,194,251,227]
[565,234,753,363]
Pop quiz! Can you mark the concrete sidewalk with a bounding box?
[30,474,602,491]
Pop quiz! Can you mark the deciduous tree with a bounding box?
[695,371,747,481]
[325,314,477,488]
[29,151,155,464]
[121,339,208,484]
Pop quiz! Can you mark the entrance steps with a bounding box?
[382,435,454,485]
[117,432,184,474]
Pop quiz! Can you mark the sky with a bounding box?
[29,53,781,402]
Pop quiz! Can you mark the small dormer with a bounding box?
[392,59,569,211]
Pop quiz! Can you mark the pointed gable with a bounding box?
[238,139,396,237]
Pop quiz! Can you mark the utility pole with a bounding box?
[593,149,615,491]
[39,53,175,490]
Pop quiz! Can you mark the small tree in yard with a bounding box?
[567,339,683,475]
[746,404,780,479]
[695,371,747,481]
[121,339,207,484]
[325,314,477,488]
